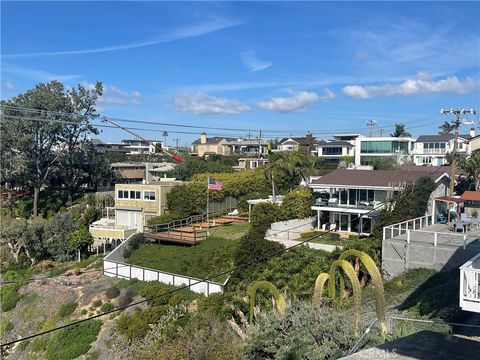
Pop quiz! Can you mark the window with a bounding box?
[117,190,128,199]
[130,190,141,200]
[324,147,343,155]
[144,191,156,201]
[361,141,408,154]
[250,161,258,168]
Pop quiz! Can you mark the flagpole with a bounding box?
[207,177,210,236]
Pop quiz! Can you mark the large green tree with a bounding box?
[458,152,480,191]
[57,82,103,204]
[0,81,103,215]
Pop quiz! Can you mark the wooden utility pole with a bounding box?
[441,108,477,197]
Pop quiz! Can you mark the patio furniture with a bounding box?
[472,217,479,229]
[328,198,338,206]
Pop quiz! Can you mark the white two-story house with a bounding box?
[311,168,450,234]
[413,131,474,166]
[313,140,355,164]
[354,136,414,166]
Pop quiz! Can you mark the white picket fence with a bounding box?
[103,234,227,296]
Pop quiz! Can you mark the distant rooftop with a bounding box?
[311,167,449,188]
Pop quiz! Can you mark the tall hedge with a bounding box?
[166,169,289,218]
[282,188,313,219]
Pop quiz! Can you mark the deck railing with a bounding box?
[144,208,236,233]
[460,252,480,313]
[383,214,433,241]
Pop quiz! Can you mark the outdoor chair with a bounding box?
[472,217,479,229]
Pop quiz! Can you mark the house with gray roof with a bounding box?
[277,132,318,152]
[412,129,476,166]
[310,167,450,234]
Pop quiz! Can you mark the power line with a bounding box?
[0,164,448,347]
[0,203,385,348]
[1,104,442,136]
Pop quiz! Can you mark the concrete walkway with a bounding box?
[268,238,340,252]
[341,330,480,360]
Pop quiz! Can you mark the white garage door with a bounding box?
[116,210,141,230]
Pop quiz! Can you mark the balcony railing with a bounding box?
[314,198,376,209]
[460,253,480,313]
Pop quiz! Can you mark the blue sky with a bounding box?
[1,1,479,145]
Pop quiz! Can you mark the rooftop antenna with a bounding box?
[366,119,377,137]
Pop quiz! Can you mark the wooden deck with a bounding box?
[144,214,248,245]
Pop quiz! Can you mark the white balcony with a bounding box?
[460,252,480,313]
[89,218,137,240]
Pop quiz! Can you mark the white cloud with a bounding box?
[342,76,477,99]
[240,51,272,72]
[3,17,244,58]
[257,90,319,112]
[319,88,335,102]
[175,92,250,115]
[4,81,15,90]
[82,82,141,106]
[2,62,80,82]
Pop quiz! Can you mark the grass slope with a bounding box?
[127,223,250,282]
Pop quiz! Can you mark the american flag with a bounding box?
[208,177,223,191]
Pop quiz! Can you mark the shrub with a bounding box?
[168,293,188,306]
[139,306,168,324]
[92,299,102,308]
[0,319,13,334]
[44,320,102,360]
[197,293,230,319]
[147,212,183,226]
[140,284,172,307]
[78,207,101,229]
[80,309,88,315]
[123,234,146,259]
[0,284,22,312]
[67,229,93,252]
[243,301,357,359]
[58,301,77,318]
[118,289,135,307]
[250,202,285,238]
[100,303,114,313]
[105,286,120,299]
[116,313,149,341]
[281,188,313,220]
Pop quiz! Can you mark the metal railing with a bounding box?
[383,214,433,241]
[144,208,236,233]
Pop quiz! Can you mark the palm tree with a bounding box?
[267,151,315,191]
[390,123,411,137]
[162,131,168,147]
[438,121,454,135]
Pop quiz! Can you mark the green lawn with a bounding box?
[308,236,356,247]
[127,223,250,283]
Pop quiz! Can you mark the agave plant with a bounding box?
[248,280,286,323]
[339,250,387,333]
[313,250,387,334]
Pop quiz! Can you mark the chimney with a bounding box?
[470,128,476,138]
[200,132,207,144]
[306,131,314,146]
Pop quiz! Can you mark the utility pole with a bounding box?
[440,108,477,198]
[367,119,377,137]
[173,138,180,148]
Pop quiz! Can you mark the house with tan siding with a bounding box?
[89,179,181,249]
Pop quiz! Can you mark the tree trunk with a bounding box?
[33,185,40,217]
